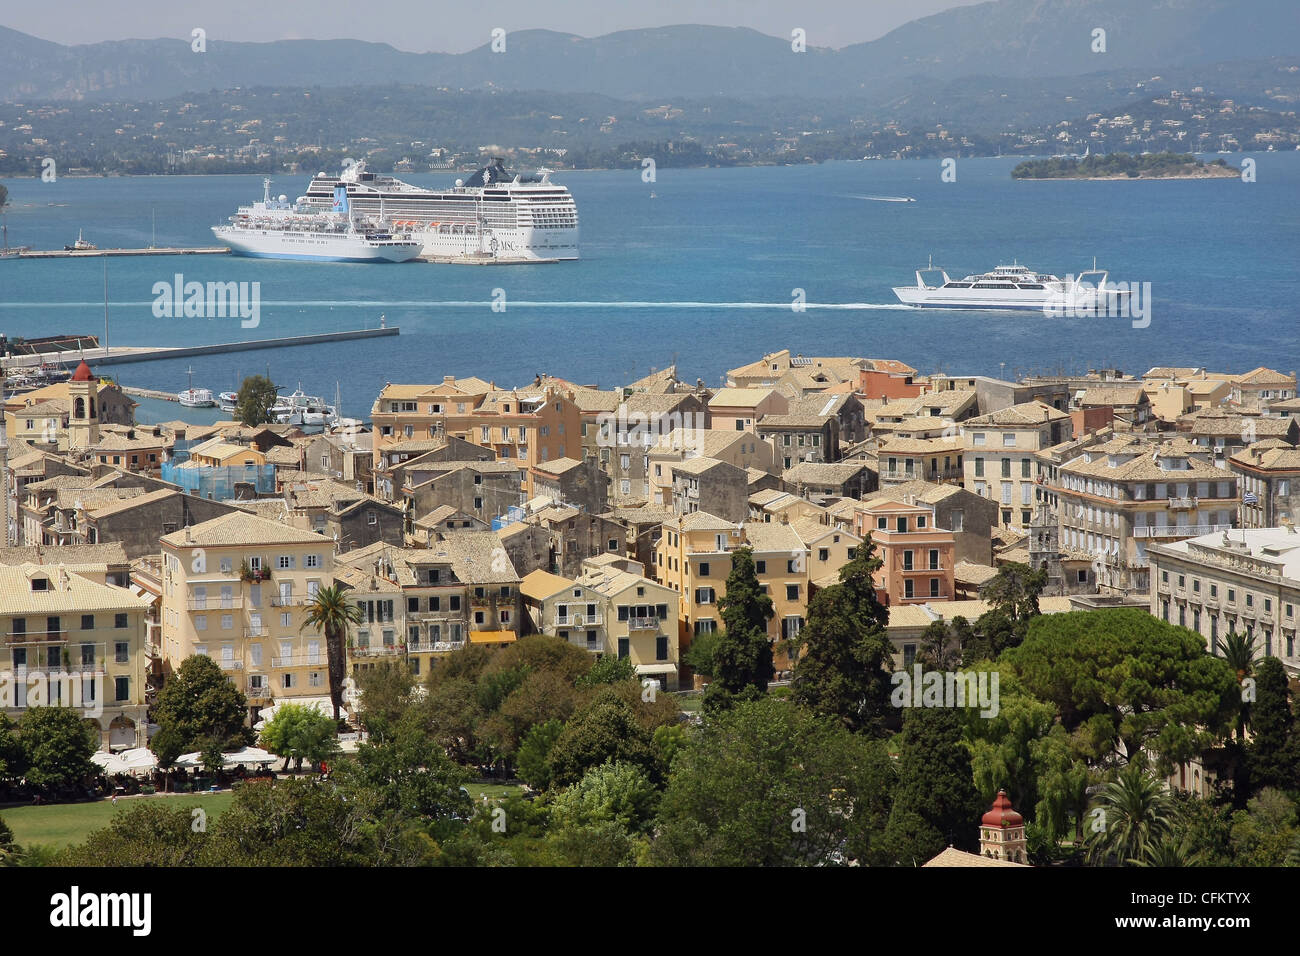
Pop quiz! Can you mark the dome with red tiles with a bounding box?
[70,361,94,382]
[981,790,1023,828]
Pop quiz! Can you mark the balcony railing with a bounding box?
[1133,523,1232,539]
[244,626,269,638]
[218,659,243,671]
[187,598,242,610]
[246,682,270,698]
[627,617,660,631]
[349,645,404,658]
[1167,497,1195,509]
[407,640,466,654]
[271,655,322,668]
[5,629,67,644]
[555,615,603,628]
[270,595,306,607]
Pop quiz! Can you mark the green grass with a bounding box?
[674,693,703,713]
[463,782,522,802]
[0,790,237,850]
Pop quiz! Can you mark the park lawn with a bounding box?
[1,790,237,851]
[463,782,523,802]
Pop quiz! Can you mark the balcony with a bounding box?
[244,626,269,638]
[627,616,660,631]
[271,655,323,668]
[349,644,404,658]
[1133,523,1232,539]
[5,629,67,644]
[64,662,105,674]
[187,598,242,610]
[1167,497,1195,510]
[218,659,243,671]
[246,682,271,699]
[407,640,466,654]
[879,470,919,482]
[270,595,306,608]
[555,614,603,628]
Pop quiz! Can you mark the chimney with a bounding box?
[443,375,455,384]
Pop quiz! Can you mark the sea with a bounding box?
[1,154,1296,425]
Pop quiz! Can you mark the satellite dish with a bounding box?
[455,179,464,187]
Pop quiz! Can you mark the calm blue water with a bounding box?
[1,155,1296,424]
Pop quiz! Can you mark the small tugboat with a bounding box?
[64,229,97,251]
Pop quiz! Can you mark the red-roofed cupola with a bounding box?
[71,361,94,382]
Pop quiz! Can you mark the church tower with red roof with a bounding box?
[980,790,1027,863]
[67,360,99,450]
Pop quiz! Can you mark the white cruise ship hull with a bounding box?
[213,226,422,263]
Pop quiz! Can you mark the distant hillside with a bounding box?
[1,0,1297,102]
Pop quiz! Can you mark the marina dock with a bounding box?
[12,246,231,259]
[3,327,399,370]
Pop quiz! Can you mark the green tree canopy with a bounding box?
[355,661,417,742]
[258,704,340,771]
[233,374,280,427]
[961,562,1047,663]
[1004,609,1239,771]
[707,546,774,708]
[551,760,660,834]
[789,539,894,734]
[62,802,207,867]
[18,707,99,792]
[153,654,250,751]
[1247,657,1300,794]
[881,707,983,864]
[547,694,659,788]
[652,698,896,866]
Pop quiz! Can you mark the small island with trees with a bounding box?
[1012,151,1240,180]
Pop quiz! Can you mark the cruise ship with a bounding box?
[300,159,579,261]
[893,261,1130,312]
[213,180,423,262]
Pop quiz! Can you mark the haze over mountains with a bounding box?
[1,0,1296,103]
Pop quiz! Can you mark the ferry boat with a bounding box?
[893,260,1131,312]
[300,159,579,261]
[213,180,423,263]
[178,367,217,408]
[218,391,239,412]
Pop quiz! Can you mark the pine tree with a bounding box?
[882,707,983,864]
[790,541,894,734]
[705,547,774,710]
[1248,657,1300,793]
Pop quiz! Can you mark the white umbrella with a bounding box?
[173,752,203,769]
[91,751,130,775]
[222,746,277,767]
[118,748,159,776]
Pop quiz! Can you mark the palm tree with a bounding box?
[1220,631,1260,742]
[301,585,363,721]
[1132,832,1206,867]
[1087,763,1176,866]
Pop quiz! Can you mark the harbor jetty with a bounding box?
[2,327,399,370]
[12,246,231,259]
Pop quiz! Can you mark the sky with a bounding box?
[3,0,987,52]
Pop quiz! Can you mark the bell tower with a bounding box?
[980,790,1027,863]
[67,360,99,450]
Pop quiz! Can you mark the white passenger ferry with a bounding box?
[894,260,1130,312]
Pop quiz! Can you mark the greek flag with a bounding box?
[1243,491,1259,505]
